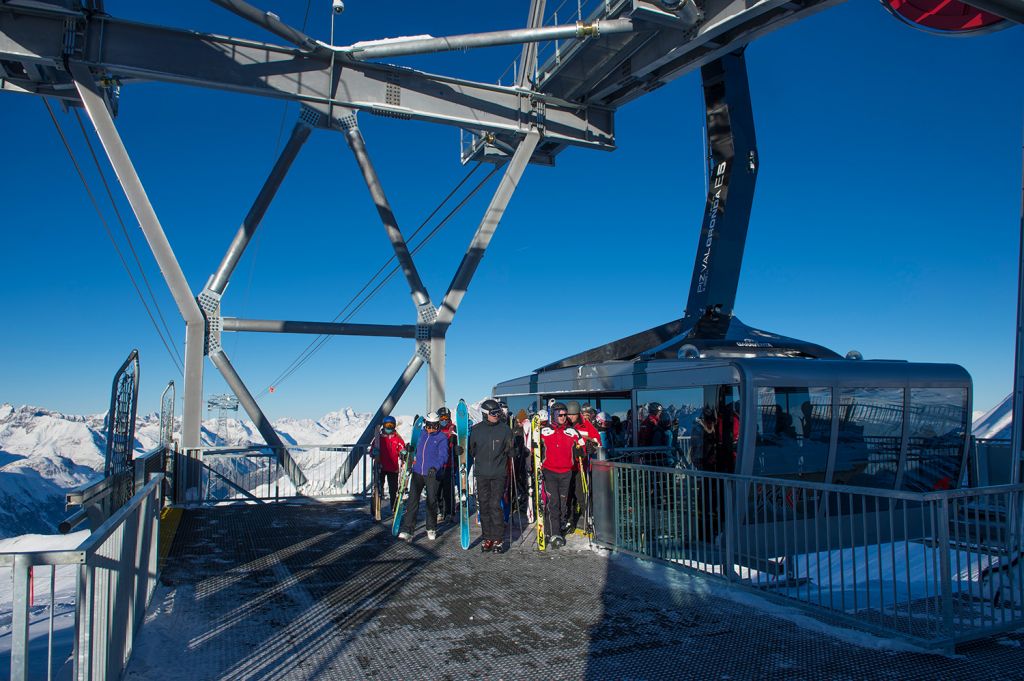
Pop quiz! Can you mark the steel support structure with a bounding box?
[70,62,206,448]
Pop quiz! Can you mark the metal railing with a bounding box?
[591,460,1024,652]
[172,444,372,505]
[2,475,163,681]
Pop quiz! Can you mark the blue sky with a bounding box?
[1,1,1021,421]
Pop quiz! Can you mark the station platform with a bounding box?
[124,501,1024,680]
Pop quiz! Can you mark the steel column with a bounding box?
[70,62,205,447]
[222,317,417,338]
[208,121,312,295]
[1012,125,1024,484]
[344,126,433,311]
[208,348,308,486]
[428,334,446,410]
[435,128,541,329]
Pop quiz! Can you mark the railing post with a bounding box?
[10,554,30,681]
[723,478,736,583]
[937,496,955,651]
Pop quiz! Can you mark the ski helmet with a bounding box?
[538,409,549,422]
[424,412,441,428]
[551,402,568,418]
[481,398,502,417]
[437,406,451,420]
[382,416,396,429]
[596,411,608,425]
[566,400,581,415]
[648,402,663,415]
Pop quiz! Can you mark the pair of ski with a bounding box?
[390,400,472,551]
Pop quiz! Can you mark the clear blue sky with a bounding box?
[1,1,1021,421]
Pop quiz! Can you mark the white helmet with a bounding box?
[424,412,440,426]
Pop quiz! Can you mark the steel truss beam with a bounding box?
[222,318,417,338]
[0,7,615,153]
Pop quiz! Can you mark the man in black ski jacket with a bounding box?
[469,398,513,553]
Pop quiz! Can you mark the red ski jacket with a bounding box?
[441,422,456,468]
[373,431,407,473]
[540,423,577,474]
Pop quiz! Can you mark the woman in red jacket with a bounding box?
[372,416,406,516]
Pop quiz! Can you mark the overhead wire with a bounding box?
[259,160,492,395]
[258,159,503,396]
[233,0,314,358]
[71,108,185,370]
[43,99,184,376]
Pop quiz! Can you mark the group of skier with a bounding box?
[370,397,603,553]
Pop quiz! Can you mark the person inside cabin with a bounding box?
[371,415,406,516]
[398,412,449,542]
[539,402,576,548]
[638,402,663,447]
[469,399,513,553]
[437,406,456,524]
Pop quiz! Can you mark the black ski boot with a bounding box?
[492,541,505,554]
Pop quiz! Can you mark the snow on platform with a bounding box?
[122,502,1024,680]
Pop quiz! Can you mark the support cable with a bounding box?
[43,99,184,375]
[233,0,313,359]
[72,108,185,370]
[258,160,501,396]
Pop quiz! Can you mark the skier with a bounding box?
[370,415,406,516]
[539,402,577,548]
[398,412,449,542]
[565,401,599,534]
[437,406,456,523]
[468,398,513,553]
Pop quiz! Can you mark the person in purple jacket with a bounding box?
[398,412,450,541]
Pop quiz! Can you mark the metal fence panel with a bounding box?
[595,461,1024,651]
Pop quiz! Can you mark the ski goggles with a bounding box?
[485,408,502,417]
[424,422,440,430]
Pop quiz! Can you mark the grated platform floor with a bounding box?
[124,501,1024,680]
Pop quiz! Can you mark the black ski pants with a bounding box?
[382,471,398,513]
[543,469,572,538]
[438,466,454,517]
[568,460,588,529]
[401,469,440,535]
[477,474,507,542]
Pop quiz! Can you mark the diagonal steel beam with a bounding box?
[435,129,541,330]
[330,353,425,488]
[208,119,313,295]
[70,62,205,448]
[343,123,433,313]
[208,347,307,486]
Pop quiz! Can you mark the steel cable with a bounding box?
[258,160,502,396]
[44,100,184,376]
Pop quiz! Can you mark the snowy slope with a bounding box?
[0,403,416,539]
[973,394,1011,440]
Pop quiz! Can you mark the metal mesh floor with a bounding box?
[125,502,1024,680]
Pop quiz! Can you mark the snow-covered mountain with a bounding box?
[974,394,1011,440]
[0,403,404,539]
[0,400,488,540]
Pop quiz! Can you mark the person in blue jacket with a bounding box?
[398,412,450,541]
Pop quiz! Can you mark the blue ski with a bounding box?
[457,400,471,549]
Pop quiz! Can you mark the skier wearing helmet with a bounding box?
[371,415,406,516]
[469,398,513,553]
[398,412,449,542]
[436,406,456,523]
[540,402,577,548]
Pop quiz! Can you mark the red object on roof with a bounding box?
[884,0,1005,31]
